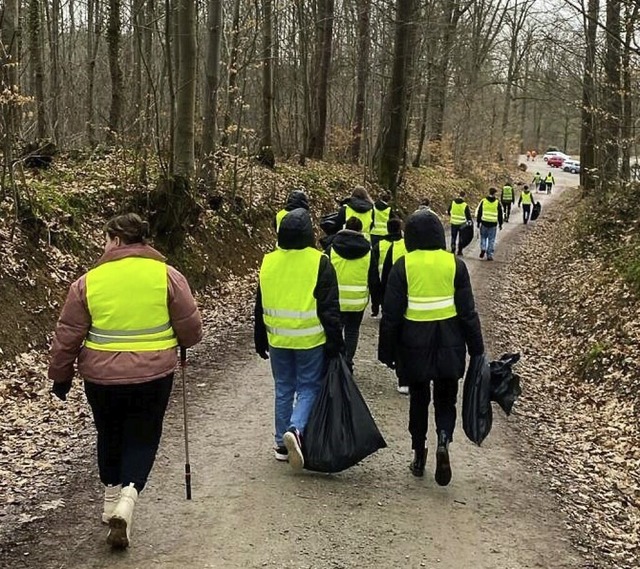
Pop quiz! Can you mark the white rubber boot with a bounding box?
[102,484,122,524]
[107,483,138,549]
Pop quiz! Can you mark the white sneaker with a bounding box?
[396,385,409,395]
[107,483,138,549]
[283,428,304,471]
[102,484,121,524]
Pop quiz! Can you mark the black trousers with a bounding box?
[84,374,173,492]
[522,204,531,224]
[340,310,365,365]
[502,201,512,220]
[408,379,459,450]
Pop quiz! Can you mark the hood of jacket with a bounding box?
[485,195,498,203]
[345,197,373,213]
[284,190,309,211]
[374,199,390,211]
[383,231,403,242]
[404,210,446,252]
[330,229,371,260]
[277,208,314,250]
[453,197,466,204]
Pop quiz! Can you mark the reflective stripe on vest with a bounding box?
[378,239,393,278]
[481,198,499,223]
[371,205,391,236]
[404,250,457,322]
[330,249,370,312]
[275,209,288,233]
[345,205,373,239]
[450,201,468,226]
[259,248,326,349]
[85,257,177,352]
[391,239,407,264]
[502,186,514,201]
[521,192,533,205]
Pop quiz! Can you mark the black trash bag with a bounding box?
[458,223,474,250]
[462,354,493,446]
[531,202,541,221]
[490,353,522,415]
[303,355,387,473]
[320,212,340,235]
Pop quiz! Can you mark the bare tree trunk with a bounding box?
[295,0,311,163]
[50,0,61,142]
[1,0,20,190]
[29,0,47,140]
[350,0,371,163]
[221,0,241,147]
[133,0,144,147]
[257,0,275,168]
[85,0,101,146]
[620,2,639,183]
[201,0,223,163]
[107,0,123,143]
[579,0,598,192]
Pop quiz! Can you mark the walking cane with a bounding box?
[180,347,192,500]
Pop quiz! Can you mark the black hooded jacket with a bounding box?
[335,197,374,231]
[378,210,484,385]
[273,190,309,230]
[371,230,403,309]
[255,208,344,356]
[324,230,378,312]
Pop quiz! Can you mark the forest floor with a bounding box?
[2,164,620,569]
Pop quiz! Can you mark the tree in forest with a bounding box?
[106,0,123,143]
[350,0,371,164]
[1,0,20,192]
[28,0,47,140]
[257,0,275,168]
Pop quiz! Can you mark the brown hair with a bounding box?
[345,216,363,232]
[351,185,373,203]
[104,213,149,245]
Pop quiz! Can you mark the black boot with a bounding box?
[435,431,452,486]
[409,448,426,478]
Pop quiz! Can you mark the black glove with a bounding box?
[371,306,380,317]
[325,341,345,359]
[51,380,72,402]
[257,348,269,360]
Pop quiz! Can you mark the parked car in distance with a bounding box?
[547,155,565,168]
[543,151,570,162]
[563,159,581,173]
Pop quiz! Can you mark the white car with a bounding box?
[563,159,581,174]
[543,151,571,162]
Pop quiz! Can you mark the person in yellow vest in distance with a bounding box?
[544,172,555,195]
[275,189,309,234]
[254,208,345,470]
[370,191,397,246]
[500,181,516,223]
[476,187,504,261]
[334,186,375,239]
[371,218,406,318]
[517,184,537,224]
[378,210,484,485]
[532,171,543,192]
[446,191,472,255]
[48,213,203,549]
[324,217,377,369]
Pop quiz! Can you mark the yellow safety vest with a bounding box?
[450,201,468,226]
[275,209,288,233]
[404,250,457,322]
[545,174,554,184]
[259,248,326,349]
[378,239,393,278]
[521,192,533,205]
[502,186,514,201]
[330,249,370,312]
[345,205,374,239]
[391,239,407,264]
[371,205,391,236]
[481,198,499,223]
[85,257,178,352]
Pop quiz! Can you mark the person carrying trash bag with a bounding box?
[48,213,203,549]
[517,185,536,224]
[378,210,484,486]
[275,188,309,234]
[324,217,377,370]
[371,218,406,318]
[254,208,345,470]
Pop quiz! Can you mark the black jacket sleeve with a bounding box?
[369,244,382,309]
[314,255,345,354]
[464,205,472,222]
[453,259,484,356]
[334,205,347,229]
[497,203,504,227]
[378,259,408,365]
[476,202,483,226]
[254,286,269,355]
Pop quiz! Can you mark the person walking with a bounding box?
[378,210,484,485]
[532,172,543,193]
[500,182,516,223]
[518,185,536,224]
[48,213,203,549]
[254,208,344,470]
[544,172,555,195]
[369,191,396,246]
[447,191,472,255]
[371,218,405,318]
[334,186,375,239]
[275,189,309,233]
[324,217,376,369]
[476,187,504,261]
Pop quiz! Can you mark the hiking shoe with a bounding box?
[409,449,426,478]
[107,483,138,549]
[283,428,304,471]
[435,431,452,487]
[396,385,409,395]
[274,446,288,462]
[487,256,494,261]
[479,250,486,258]
[102,484,121,524]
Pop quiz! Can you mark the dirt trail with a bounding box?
[4,162,587,569]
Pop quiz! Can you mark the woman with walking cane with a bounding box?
[48,213,202,549]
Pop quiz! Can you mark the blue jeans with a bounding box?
[269,345,326,446]
[480,225,497,258]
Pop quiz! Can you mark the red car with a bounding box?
[547,155,565,168]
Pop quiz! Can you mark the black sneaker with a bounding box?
[457,250,463,256]
[435,431,452,486]
[479,250,486,258]
[409,449,426,478]
[283,428,304,470]
[274,446,288,462]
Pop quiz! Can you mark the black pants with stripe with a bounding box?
[84,374,173,492]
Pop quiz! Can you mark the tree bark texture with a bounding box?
[107,0,124,142]
[580,0,599,193]
[29,0,47,140]
[221,0,241,147]
[257,0,275,167]
[201,0,223,160]
[350,0,371,163]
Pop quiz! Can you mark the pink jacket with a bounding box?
[48,244,203,385]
